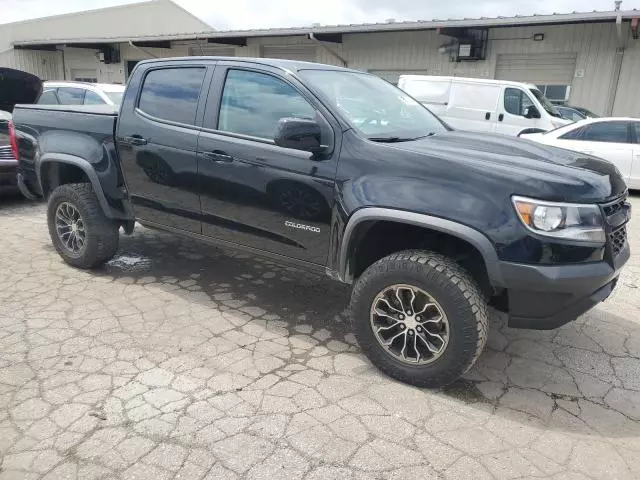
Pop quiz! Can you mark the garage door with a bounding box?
[495,53,577,84]
[262,45,317,62]
[369,69,429,85]
[71,69,97,83]
[188,45,235,57]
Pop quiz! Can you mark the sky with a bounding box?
[0,0,635,29]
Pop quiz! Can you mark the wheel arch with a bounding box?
[339,208,504,287]
[38,153,114,219]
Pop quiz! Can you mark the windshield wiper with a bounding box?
[368,136,413,143]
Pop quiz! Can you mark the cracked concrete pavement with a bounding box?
[1,193,639,480]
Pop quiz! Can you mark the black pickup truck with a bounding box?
[11,57,631,387]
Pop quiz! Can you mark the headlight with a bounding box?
[512,196,605,243]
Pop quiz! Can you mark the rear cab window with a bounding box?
[138,67,206,125]
[38,90,60,105]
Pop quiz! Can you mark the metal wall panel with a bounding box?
[188,45,235,56]
[262,45,317,61]
[0,49,63,80]
[613,40,640,117]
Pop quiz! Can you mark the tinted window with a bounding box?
[139,68,206,125]
[633,123,640,144]
[84,91,105,105]
[38,90,59,105]
[559,127,583,140]
[218,69,316,139]
[580,122,629,143]
[57,87,85,105]
[504,88,534,116]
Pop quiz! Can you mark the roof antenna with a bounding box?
[614,0,622,10]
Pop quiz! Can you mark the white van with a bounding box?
[397,75,571,136]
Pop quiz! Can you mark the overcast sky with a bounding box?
[0,0,635,29]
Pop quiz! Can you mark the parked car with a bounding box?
[556,106,587,122]
[12,57,630,388]
[38,81,125,107]
[521,117,640,189]
[0,68,41,193]
[398,75,571,136]
[570,106,600,119]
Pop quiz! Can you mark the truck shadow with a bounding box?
[97,225,640,441]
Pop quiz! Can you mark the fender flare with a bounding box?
[38,153,114,218]
[339,207,505,287]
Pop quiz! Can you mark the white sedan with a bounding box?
[521,117,640,189]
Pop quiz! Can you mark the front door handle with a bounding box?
[498,113,504,122]
[123,135,147,146]
[203,150,233,163]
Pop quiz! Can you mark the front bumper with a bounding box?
[502,242,630,330]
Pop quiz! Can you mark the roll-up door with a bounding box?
[261,45,317,62]
[495,53,577,84]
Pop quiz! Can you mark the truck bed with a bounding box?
[12,103,121,200]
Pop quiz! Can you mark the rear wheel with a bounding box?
[47,183,119,269]
[350,250,488,388]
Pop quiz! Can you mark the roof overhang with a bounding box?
[11,8,640,49]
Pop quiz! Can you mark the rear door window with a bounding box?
[57,87,86,105]
[84,91,106,105]
[138,67,206,125]
[38,90,59,105]
[579,122,630,143]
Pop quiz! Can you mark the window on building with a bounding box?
[218,69,316,139]
[38,89,60,105]
[84,91,106,105]
[138,68,206,125]
[536,85,571,105]
[578,122,629,143]
[57,87,85,105]
[504,88,534,116]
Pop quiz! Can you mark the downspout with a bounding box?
[308,32,348,67]
[605,1,625,115]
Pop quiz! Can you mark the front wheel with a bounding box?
[47,183,119,269]
[350,250,488,388]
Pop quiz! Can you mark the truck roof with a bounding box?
[136,56,357,74]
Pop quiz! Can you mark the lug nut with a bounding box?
[416,326,422,332]
[408,329,414,336]
[398,314,405,320]
[399,324,405,329]
[415,315,421,321]
[407,311,412,315]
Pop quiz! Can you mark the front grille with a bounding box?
[0,146,14,161]
[609,226,627,257]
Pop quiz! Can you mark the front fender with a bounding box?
[338,207,505,287]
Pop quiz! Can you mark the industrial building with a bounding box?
[1,0,640,116]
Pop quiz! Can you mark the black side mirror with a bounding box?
[524,106,541,119]
[274,117,325,154]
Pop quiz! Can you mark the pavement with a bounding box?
[1,192,639,480]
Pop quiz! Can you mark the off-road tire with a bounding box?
[350,250,488,388]
[47,183,119,269]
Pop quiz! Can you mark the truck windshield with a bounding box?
[529,88,562,118]
[299,70,448,141]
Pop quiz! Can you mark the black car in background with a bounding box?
[0,68,41,193]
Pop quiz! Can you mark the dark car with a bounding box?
[556,106,587,122]
[0,68,41,192]
[11,57,630,388]
[568,105,599,118]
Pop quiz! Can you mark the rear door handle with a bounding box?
[485,112,491,120]
[123,135,147,146]
[203,150,233,163]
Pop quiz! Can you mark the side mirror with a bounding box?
[274,117,325,154]
[524,106,541,119]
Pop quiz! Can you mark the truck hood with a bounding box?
[0,68,42,114]
[387,130,626,203]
